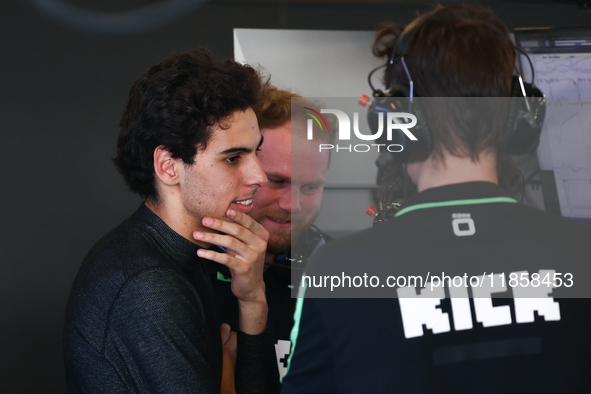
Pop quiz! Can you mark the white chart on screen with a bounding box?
[528,54,591,219]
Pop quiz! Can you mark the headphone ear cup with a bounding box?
[388,83,411,98]
[405,99,433,162]
[367,85,410,146]
[504,76,546,155]
[388,85,433,163]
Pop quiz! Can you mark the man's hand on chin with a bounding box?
[195,209,269,335]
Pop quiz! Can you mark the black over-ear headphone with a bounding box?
[366,17,546,163]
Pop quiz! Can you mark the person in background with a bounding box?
[213,85,334,387]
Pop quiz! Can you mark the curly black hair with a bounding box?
[113,48,264,200]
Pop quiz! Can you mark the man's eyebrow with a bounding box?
[218,147,252,155]
[218,136,264,156]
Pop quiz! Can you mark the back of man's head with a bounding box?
[376,3,514,98]
[113,48,263,200]
[373,3,515,161]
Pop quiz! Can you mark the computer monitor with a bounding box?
[514,28,591,222]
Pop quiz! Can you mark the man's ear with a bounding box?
[153,145,181,186]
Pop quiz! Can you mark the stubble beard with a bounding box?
[265,211,319,255]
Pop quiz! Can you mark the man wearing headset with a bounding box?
[282,4,591,392]
[212,86,333,388]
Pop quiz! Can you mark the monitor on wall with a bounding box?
[514,27,591,222]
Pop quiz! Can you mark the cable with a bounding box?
[516,46,536,85]
[367,63,387,94]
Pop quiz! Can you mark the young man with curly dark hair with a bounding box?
[63,48,279,393]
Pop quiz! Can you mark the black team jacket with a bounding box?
[283,182,591,393]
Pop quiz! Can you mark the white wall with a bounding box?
[234,28,385,236]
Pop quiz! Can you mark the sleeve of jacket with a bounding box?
[105,268,220,393]
[235,319,281,394]
[281,297,338,394]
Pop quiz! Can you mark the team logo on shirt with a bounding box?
[452,213,476,237]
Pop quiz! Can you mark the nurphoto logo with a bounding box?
[303,107,418,153]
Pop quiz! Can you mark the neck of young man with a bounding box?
[145,196,211,249]
[408,149,498,193]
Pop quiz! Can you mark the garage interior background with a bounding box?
[1,0,590,392]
